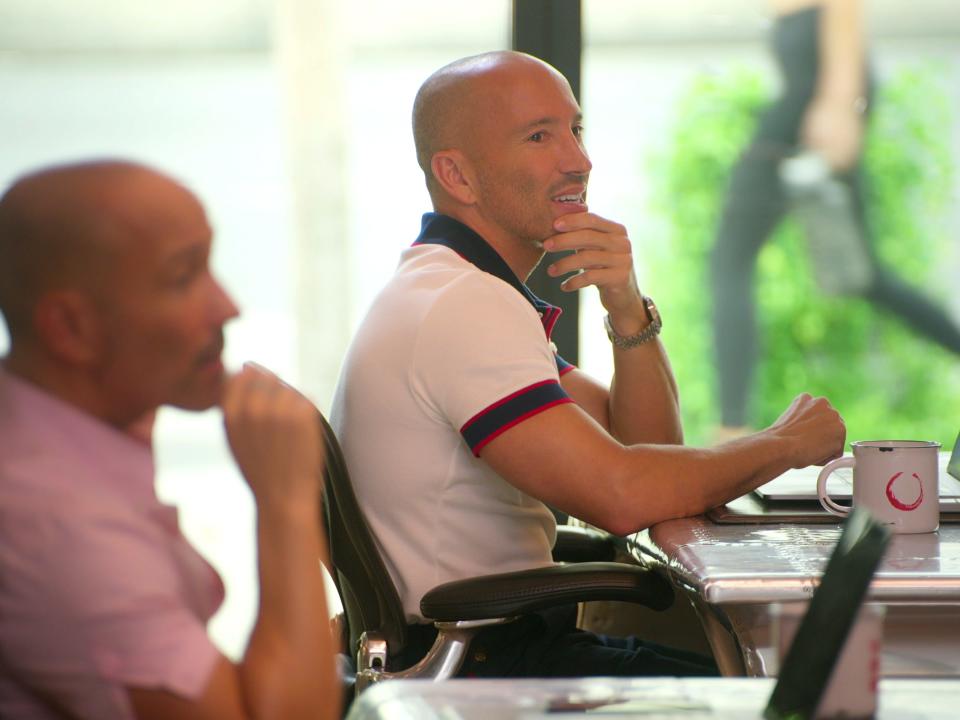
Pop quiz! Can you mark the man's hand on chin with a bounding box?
[542,212,647,331]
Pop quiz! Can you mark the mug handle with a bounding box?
[817,456,856,517]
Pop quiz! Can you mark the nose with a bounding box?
[560,130,592,176]
[209,275,240,326]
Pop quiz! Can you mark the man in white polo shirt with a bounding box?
[331,51,846,677]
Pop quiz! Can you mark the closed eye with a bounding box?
[168,263,202,290]
[163,244,209,290]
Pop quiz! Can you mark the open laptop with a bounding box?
[754,432,960,511]
[765,507,891,719]
[950,431,960,483]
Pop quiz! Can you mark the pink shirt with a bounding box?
[0,368,224,719]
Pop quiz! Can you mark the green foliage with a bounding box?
[650,65,960,447]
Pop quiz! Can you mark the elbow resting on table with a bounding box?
[584,467,660,537]
[584,446,717,537]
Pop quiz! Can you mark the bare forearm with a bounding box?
[553,430,793,535]
[608,339,682,446]
[544,212,681,446]
[620,431,794,526]
[240,496,340,720]
[483,396,843,537]
[601,394,843,533]
[817,0,865,101]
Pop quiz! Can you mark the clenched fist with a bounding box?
[768,393,846,468]
[221,363,325,505]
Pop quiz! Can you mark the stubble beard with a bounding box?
[480,180,555,251]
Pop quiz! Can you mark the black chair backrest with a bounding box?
[319,414,408,656]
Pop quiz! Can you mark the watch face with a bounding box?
[644,297,661,326]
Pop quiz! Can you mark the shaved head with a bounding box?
[412,51,569,194]
[0,160,192,342]
[0,159,238,424]
[410,51,590,266]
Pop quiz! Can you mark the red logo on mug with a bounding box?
[886,471,923,511]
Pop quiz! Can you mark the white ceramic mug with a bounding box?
[772,601,885,719]
[817,440,941,534]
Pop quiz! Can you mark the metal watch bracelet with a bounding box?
[604,297,662,349]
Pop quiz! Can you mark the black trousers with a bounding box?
[395,604,718,678]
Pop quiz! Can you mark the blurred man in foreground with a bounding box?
[0,161,340,720]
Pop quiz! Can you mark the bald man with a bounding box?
[331,52,845,677]
[0,161,340,720]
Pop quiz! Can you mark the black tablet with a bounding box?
[765,507,892,720]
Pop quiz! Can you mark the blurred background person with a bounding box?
[708,0,960,438]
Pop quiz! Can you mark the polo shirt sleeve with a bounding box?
[0,500,221,719]
[412,272,574,456]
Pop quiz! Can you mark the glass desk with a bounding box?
[347,677,960,719]
[634,519,960,677]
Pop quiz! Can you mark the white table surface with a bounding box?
[347,677,960,719]
[642,517,960,605]
[633,518,960,677]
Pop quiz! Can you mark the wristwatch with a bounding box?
[604,296,662,349]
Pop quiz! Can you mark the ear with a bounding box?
[430,150,477,205]
[32,290,104,366]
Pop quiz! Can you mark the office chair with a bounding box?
[318,413,674,694]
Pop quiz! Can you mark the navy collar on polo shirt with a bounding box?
[413,212,563,341]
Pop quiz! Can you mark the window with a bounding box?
[0,0,508,658]
[581,0,960,445]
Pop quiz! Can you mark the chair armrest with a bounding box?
[420,561,673,621]
[552,525,621,563]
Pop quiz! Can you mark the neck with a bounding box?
[433,206,544,282]
[3,348,136,434]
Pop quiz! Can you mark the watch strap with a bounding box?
[604,298,662,350]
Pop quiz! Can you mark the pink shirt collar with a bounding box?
[0,365,156,507]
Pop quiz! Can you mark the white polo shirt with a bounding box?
[331,213,575,622]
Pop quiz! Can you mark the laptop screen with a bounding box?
[764,508,891,720]
[754,451,960,510]
[948,431,960,482]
